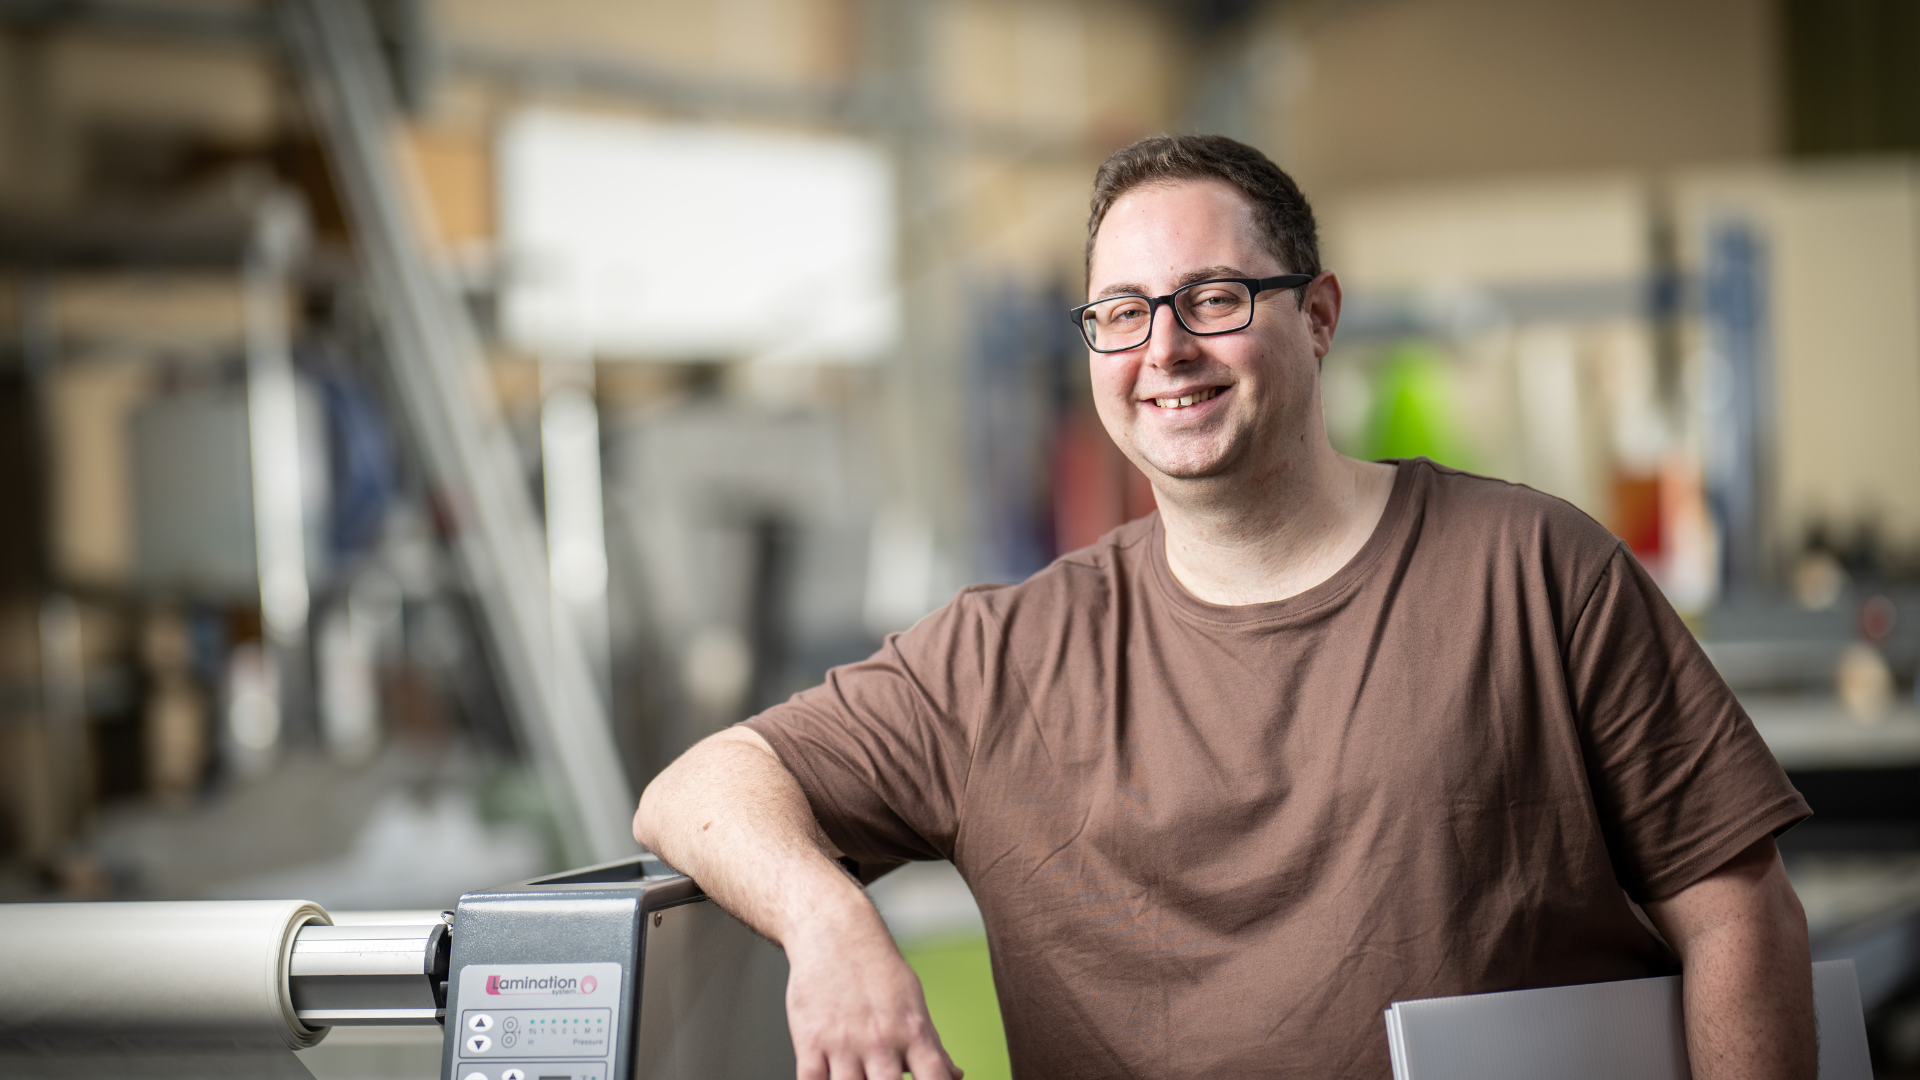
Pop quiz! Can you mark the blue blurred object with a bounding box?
[1701,218,1771,597]
[304,343,398,563]
[966,281,1074,583]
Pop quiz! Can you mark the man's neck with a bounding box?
[1156,446,1397,606]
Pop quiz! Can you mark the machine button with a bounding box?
[501,1071,525,1080]
[468,1014,494,1032]
[466,1034,492,1054]
[462,1073,487,1080]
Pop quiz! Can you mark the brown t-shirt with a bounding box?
[746,459,1808,1079]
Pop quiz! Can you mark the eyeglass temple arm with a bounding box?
[1258,273,1316,291]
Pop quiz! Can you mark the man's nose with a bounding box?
[1143,301,1199,367]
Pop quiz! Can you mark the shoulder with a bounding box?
[926,514,1155,638]
[1408,459,1618,550]
[1400,458,1625,598]
[992,514,1154,604]
[1047,512,1159,582]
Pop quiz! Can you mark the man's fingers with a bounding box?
[861,1050,907,1080]
[796,1051,831,1080]
[905,1040,960,1080]
[826,1049,871,1080]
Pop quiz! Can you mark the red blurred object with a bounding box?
[1052,410,1155,554]
[1860,595,1898,642]
[1608,471,1662,560]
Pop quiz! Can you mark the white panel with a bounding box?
[498,109,898,364]
[1384,959,1870,1080]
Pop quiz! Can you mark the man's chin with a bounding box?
[1136,442,1240,482]
[1147,460,1229,481]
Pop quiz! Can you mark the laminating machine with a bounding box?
[0,858,794,1080]
[425,859,793,1080]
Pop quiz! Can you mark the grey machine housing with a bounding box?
[436,858,792,1080]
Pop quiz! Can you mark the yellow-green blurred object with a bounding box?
[900,935,1010,1080]
[1363,341,1473,469]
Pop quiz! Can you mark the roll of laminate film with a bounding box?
[0,900,332,1049]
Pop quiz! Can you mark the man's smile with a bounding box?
[1142,385,1228,411]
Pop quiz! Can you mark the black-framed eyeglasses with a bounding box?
[1067,274,1315,354]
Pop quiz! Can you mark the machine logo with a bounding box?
[484,973,583,996]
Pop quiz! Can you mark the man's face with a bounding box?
[1084,179,1336,484]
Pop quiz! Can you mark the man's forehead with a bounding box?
[1089,179,1271,288]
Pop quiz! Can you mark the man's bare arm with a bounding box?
[633,727,961,1080]
[1644,835,1815,1080]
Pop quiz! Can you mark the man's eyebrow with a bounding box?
[1176,265,1248,287]
[1091,266,1253,301]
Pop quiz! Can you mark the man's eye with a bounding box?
[1104,302,1148,323]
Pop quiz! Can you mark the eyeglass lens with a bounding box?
[1080,280,1254,352]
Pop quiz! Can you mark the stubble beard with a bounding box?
[1126,412,1254,483]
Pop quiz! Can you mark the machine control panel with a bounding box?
[451,963,621,1080]
[459,1008,611,1056]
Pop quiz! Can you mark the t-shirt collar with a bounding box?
[1146,458,1420,626]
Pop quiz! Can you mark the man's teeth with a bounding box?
[1153,387,1221,409]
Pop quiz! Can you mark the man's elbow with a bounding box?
[631,726,779,851]
[1644,836,1817,984]
[630,744,693,850]
[1742,844,1811,956]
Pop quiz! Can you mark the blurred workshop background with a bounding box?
[2,0,1919,1076]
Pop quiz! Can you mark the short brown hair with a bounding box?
[1085,134,1320,288]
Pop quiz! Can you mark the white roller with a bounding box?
[0,900,331,1050]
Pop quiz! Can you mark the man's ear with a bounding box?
[1306,271,1342,360]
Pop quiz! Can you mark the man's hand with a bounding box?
[1644,835,1815,1080]
[785,911,962,1080]
[634,727,963,1080]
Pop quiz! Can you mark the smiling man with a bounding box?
[634,135,1816,1080]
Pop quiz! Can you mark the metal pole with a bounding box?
[540,358,612,714]
[279,0,636,865]
[243,194,312,648]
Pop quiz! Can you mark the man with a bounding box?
[635,135,1815,1080]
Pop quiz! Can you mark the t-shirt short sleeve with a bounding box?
[1566,545,1811,901]
[742,588,993,868]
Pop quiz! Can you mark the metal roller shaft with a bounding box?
[289,918,451,1026]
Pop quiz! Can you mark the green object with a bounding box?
[900,935,1011,1080]
[1363,342,1472,469]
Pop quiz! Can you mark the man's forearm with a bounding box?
[1647,837,1815,1080]
[634,728,963,1080]
[1676,918,1815,1079]
[633,727,879,951]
